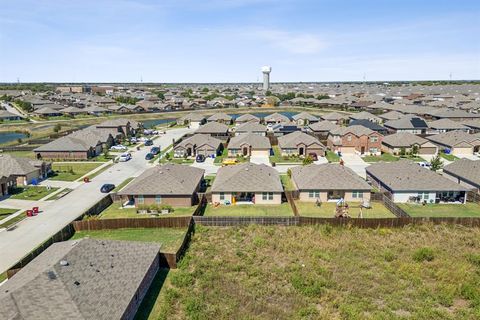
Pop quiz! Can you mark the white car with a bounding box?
[110,144,127,151]
[117,153,132,162]
[130,137,138,143]
[418,161,431,168]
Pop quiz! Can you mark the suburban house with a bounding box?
[0,238,160,320]
[0,174,16,197]
[173,134,223,158]
[118,164,205,207]
[308,120,340,139]
[270,122,302,137]
[194,121,230,140]
[234,121,267,136]
[349,111,382,124]
[443,159,480,194]
[292,112,319,126]
[383,115,429,134]
[348,119,388,135]
[327,125,383,155]
[379,111,405,122]
[366,160,468,203]
[33,106,62,117]
[321,112,348,125]
[264,112,290,125]
[206,112,233,124]
[235,113,260,124]
[96,118,141,136]
[426,130,480,156]
[463,119,480,133]
[0,110,25,121]
[291,163,372,203]
[427,118,470,134]
[227,133,271,157]
[381,132,438,156]
[0,154,51,186]
[277,131,325,157]
[211,163,283,205]
[176,113,206,129]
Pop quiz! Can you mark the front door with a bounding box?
[243,147,249,156]
[360,146,365,155]
[299,147,304,156]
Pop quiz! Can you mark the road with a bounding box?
[0,127,192,274]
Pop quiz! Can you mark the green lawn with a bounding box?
[71,228,187,253]
[325,150,340,162]
[0,208,18,218]
[0,150,36,159]
[398,203,480,217]
[97,203,196,219]
[363,153,399,162]
[439,152,458,161]
[0,212,26,229]
[9,186,59,200]
[269,145,302,164]
[50,162,103,181]
[160,149,194,164]
[213,148,228,164]
[296,201,396,218]
[113,177,135,192]
[280,174,295,191]
[204,203,294,217]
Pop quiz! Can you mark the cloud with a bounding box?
[249,29,327,54]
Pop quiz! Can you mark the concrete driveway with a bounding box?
[191,157,219,175]
[250,155,271,165]
[341,154,369,178]
[0,127,193,274]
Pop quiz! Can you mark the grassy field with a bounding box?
[98,203,196,219]
[204,203,294,217]
[50,162,103,181]
[0,150,36,159]
[296,201,396,218]
[143,224,480,319]
[71,228,187,253]
[325,150,340,162]
[399,203,480,217]
[9,186,59,200]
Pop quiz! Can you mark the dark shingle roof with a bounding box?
[212,163,283,192]
[291,164,371,190]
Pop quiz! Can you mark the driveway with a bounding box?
[0,127,193,274]
[191,157,219,175]
[250,155,271,165]
[457,154,480,161]
[341,154,369,178]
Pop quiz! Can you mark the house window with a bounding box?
[155,195,162,204]
[347,135,352,141]
[369,148,378,154]
[308,190,320,198]
[418,192,429,201]
[352,191,363,199]
[220,192,225,200]
[262,192,273,200]
[137,195,144,204]
[370,136,378,142]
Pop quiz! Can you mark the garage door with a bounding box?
[453,147,473,156]
[251,150,269,157]
[340,147,356,154]
[418,147,437,155]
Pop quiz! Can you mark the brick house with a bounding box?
[327,125,383,155]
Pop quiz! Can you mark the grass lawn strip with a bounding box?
[97,203,196,219]
[296,201,395,218]
[50,162,103,181]
[204,203,293,217]
[87,163,114,180]
[325,150,340,162]
[9,186,59,201]
[113,177,135,192]
[398,203,480,217]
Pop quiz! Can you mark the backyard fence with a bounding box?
[284,191,299,216]
[72,216,192,231]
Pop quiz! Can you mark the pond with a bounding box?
[0,132,28,144]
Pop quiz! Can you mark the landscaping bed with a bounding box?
[398,203,480,218]
[296,201,395,218]
[204,203,294,217]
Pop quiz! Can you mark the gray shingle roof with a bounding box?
[320,112,348,121]
[428,118,469,130]
[443,158,480,188]
[228,133,271,149]
[379,111,405,121]
[174,134,222,150]
[278,131,324,149]
[118,164,204,195]
[235,121,267,133]
[212,163,283,192]
[195,121,229,134]
[366,160,468,192]
[178,113,206,122]
[330,125,376,137]
[308,120,340,132]
[349,111,381,122]
[292,111,319,121]
[0,154,39,177]
[0,238,160,320]
[384,116,428,130]
[235,113,260,123]
[382,132,429,148]
[207,112,232,122]
[426,130,480,148]
[291,164,371,190]
[264,112,290,123]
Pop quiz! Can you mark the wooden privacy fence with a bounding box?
[284,191,299,216]
[160,218,196,268]
[72,216,191,231]
[370,192,409,218]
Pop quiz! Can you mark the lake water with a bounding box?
[0,132,27,144]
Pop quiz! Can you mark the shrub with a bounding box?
[413,247,434,262]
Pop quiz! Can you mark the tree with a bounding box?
[399,147,406,157]
[287,168,292,178]
[157,92,165,100]
[429,155,444,172]
[202,87,209,93]
[53,124,62,133]
[411,145,419,157]
[302,155,314,165]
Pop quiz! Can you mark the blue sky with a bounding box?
[0,0,479,82]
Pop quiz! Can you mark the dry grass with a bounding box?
[146,224,480,320]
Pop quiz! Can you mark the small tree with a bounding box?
[429,155,444,172]
[53,123,62,133]
[399,147,406,157]
[302,155,314,166]
[411,145,419,157]
[287,168,292,178]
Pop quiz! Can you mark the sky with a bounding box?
[0,0,479,83]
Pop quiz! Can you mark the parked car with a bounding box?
[418,161,431,168]
[144,140,153,146]
[118,153,132,162]
[145,153,154,160]
[100,184,115,193]
[150,147,160,155]
[130,137,138,143]
[196,154,206,163]
[308,153,318,161]
[110,144,127,151]
[222,158,238,166]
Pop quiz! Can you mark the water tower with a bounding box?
[261,66,272,91]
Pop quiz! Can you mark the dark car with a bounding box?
[150,146,160,155]
[308,153,318,161]
[100,184,115,193]
[144,140,153,146]
[145,153,154,160]
[196,154,206,163]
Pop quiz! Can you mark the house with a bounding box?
[211,163,283,204]
[206,112,232,124]
[0,110,25,121]
[379,110,405,122]
[292,112,319,126]
[118,164,204,207]
[426,130,480,156]
[270,121,302,137]
[84,105,108,115]
[427,118,470,134]
[96,118,140,136]
[60,106,87,116]
[366,160,468,203]
[327,125,383,155]
[234,121,267,136]
[0,173,16,197]
[463,120,480,133]
[227,133,271,157]
[177,113,206,129]
[308,120,340,139]
[291,163,371,203]
[383,115,429,134]
[382,132,438,156]
[33,106,62,117]
[321,112,349,125]
[0,154,50,186]
[235,113,260,124]
[443,159,480,194]
[348,119,388,135]
[277,131,325,157]
[108,105,131,113]
[194,121,229,140]
[0,238,160,320]
[34,135,103,160]
[264,112,290,125]
[173,134,223,158]
[349,111,382,124]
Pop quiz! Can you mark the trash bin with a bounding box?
[84,177,90,183]
[26,210,33,217]
[33,207,39,214]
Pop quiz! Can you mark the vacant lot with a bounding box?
[296,201,396,218]
[9,186,59,201]
[71,228,187,253]
[144,224,480,319]
[204,203,294,217]
[50,162,102,181]
[399,203,480,217]
[98,203,196,219]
